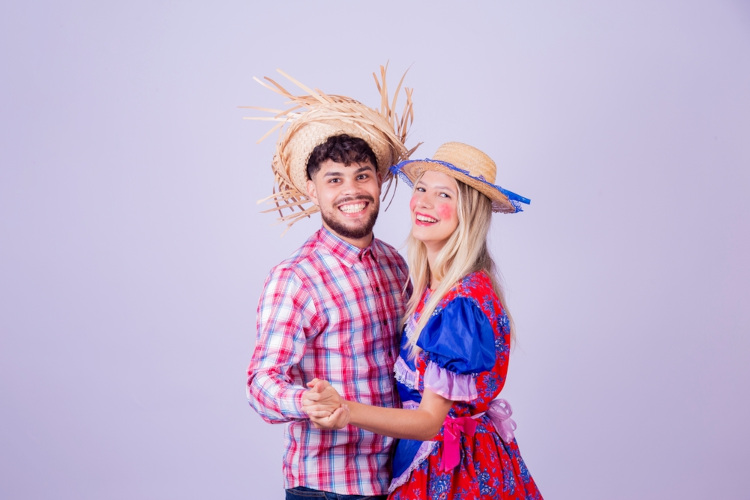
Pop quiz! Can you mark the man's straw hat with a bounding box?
[391,142,530,213]
[245,66,419,230]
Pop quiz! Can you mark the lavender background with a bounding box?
[2,1,749,499]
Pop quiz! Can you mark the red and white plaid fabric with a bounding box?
[247,227,410,495]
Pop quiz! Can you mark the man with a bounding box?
[246,68,417,499]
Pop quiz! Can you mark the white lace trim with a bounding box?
[387,440,437,494]
[393,356,418,389]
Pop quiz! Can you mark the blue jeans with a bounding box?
[285,486,387,500]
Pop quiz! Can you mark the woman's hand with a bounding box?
[309,404,351,430]
[302,379,349,429]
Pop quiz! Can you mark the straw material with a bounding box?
[244,65,419,230]
[395,142,526,214]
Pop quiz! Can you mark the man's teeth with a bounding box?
[417,214,437,223]
[340,203,366,213]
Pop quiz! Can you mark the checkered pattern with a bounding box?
[247,227,410,495]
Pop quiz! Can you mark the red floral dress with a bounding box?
[389,271,542,499]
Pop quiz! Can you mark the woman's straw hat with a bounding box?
[245,66,419,230]
[391,142,530,213]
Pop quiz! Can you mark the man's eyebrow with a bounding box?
[322,164,375,177]
[353,164,376,174]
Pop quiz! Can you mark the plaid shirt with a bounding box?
[247,227,410,495]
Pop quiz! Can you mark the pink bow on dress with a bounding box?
[441,416,477,472]
[486,398,517,443]
[439,398,518,472]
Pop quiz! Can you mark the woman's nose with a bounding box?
[416,194,432,208]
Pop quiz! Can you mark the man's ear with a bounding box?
[306,179,319,206]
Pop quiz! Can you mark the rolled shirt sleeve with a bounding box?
[246,266,313,423]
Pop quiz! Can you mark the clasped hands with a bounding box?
[302,378,350,430]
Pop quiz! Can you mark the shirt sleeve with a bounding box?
[246,265,313,423]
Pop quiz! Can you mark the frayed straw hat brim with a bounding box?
[244,66,419,232]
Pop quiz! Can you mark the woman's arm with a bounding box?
[347,388,453,440]
[303,379,453,441]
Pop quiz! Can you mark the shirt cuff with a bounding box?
[282,387,308,420]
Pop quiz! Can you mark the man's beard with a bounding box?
[321,196,380,241]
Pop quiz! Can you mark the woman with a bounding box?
[303,142,543,499]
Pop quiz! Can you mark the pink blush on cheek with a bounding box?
[437,204,454,220]
[409,197,418,211]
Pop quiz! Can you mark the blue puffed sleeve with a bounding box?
[416,297,496,374]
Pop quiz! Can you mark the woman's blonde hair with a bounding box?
[403,176,515,357]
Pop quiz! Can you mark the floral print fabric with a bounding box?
[389,271,542,500]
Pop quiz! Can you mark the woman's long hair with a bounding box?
[403,177,515,357]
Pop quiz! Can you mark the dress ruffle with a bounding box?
[394,356,416,389]
[389,440,437,493]
[423,361,477,402]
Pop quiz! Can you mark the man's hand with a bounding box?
[302,378,343,417]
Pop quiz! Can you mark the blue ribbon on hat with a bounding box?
[390,159,531,207]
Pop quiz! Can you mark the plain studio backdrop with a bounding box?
[1,2,749,499]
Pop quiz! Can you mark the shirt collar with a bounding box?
[316,227,378,267]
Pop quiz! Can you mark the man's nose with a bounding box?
[340,177,360,194]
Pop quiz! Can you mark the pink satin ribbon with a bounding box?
[441,416,477,472]
[440,398,518,472]
[485,398,517,443]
